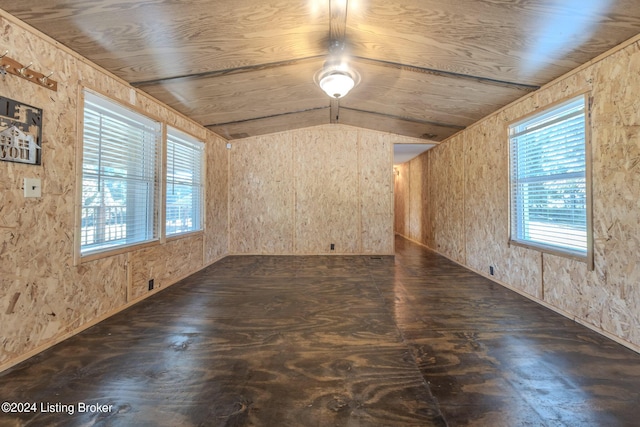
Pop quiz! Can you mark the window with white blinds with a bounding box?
[166,128,204,236]
[80,90,161,256]
[509,95,588,258]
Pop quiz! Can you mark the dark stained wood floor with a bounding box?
[1,236,639,426]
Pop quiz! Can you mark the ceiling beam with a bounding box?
[340,107,466,130]
[131,55,325,87]
[205,106,329,128]
[330,99,340,123]
[205,103,466,133]
[352,56,540,92]
[132,54,539,93]
[327,0,349,124]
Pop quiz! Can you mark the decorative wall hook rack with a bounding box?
[0,51,57,91]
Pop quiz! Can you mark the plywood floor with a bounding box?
[1,236,639,426]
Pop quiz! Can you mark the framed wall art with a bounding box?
[0,96,43,165]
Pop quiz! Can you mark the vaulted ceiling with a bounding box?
[2,0,640,141]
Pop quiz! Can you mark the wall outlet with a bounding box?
[148,279,154,290]
[330,243,335,251]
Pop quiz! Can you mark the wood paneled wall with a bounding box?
[230,125,394,255]
[0,13,229,370]
[395,36,640,352]
[393,163,409,236]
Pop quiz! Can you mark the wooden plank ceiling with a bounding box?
[2,0,640,141]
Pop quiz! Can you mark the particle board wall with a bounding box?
[204,134,230,264]
[394,155,430,245]
[574,41,640,346]
[129,236,205,301]
[229,135,295,254]
[295,127,360,253]
[428,134,466,265]
[407,157,422,242]
[463,116,542,298]
[393,162,409,236]
[397,36,640,351]
[229,125,394,255]
[408,153,430,245]
[0,12,229,371]
[358,129,394,254]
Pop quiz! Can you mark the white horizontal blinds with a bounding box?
[81,90,161,255]
[166,127,204,236]
[509,96,587,256]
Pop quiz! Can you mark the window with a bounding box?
[166,127,204,236]
[509,95,590,259]
[80,90,161,256]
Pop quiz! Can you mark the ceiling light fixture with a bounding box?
[315,42,360,99]
[317,68,359,98]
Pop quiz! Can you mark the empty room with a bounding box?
[1,1,640,426]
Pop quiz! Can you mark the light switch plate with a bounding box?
[24,178,42,198]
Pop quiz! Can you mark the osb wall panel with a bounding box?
[498,41,640,346]
[425,152,437,250]
[545,43,640,346]
[393,162,409,236]
[205,134,229,263]
[463,116,504,276]
[408,38,640,350]
[428,134,466,264]
[542,254,593,320]
[229,125,394,255]
[358,130,394,254]
[294,127,360,254]
[1,255,128,364]
[382,38,640,349]
[0,14,105,366]
[584,41,640,346]
[0,13,227,369]
[130,236,205,300]
[463,116,542,298]
[393,151,433,246]
[408,153,430,245]
[229,135,295,254]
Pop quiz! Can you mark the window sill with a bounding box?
[166,229,204,242]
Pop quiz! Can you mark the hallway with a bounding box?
[1,236,639,426]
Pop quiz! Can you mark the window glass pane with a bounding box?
[81,90,161,255]
[166,128,204,236]
[509,96,588,257]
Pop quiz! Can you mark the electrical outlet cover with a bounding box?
[23,178,42,198]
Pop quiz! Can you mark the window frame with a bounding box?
[507,93,593,268]
[164,126,206,238]
[76,88,163,263]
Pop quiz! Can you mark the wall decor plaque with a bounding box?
[0,96,43,165]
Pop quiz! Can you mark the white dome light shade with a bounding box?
[319,71,355,98]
